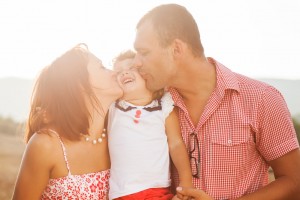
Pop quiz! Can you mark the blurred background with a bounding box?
[1,0,300,199]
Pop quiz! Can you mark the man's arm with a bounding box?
[238,86,300,199]
[176,149,300,200]
[237,148,300,200]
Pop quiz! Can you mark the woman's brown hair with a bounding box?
[25,44,99,143]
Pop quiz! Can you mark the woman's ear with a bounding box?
[42,110,51,124]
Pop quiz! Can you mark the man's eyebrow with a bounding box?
[135,47,146,52]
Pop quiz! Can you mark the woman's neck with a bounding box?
[88,111,106,137]
[86,99,110,137]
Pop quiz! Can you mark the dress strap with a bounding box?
[48,129,72,175]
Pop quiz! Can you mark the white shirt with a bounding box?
[108,92,174,199]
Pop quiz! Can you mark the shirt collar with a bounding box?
[169,57,240,108]
[115,99,162,112]
[208,57,240,93]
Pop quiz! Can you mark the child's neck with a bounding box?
[122,92,153,106]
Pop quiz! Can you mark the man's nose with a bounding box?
[132,54,142,69]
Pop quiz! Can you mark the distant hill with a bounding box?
[259,79,300,117]
[0,77,299,122]
[0,77,34,122]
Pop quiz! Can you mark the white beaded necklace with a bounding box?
[83,128,106,145]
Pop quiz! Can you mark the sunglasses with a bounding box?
[188,132,200,178]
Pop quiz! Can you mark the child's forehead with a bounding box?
[114,58,134,71]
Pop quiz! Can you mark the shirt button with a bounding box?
[228,139,232,144]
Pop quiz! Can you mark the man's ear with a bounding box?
[172,39,186,59]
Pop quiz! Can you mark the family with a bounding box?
[12,4,300,200]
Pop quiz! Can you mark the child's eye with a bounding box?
[129,66,138,71]
[114,69,122,75]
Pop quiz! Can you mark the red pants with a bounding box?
[114,187,174,200]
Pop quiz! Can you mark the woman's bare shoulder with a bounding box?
[24,130,61,164]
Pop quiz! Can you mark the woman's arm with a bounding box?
[13,133,54,200]
[165,108,193,188]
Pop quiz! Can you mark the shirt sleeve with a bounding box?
[161,92,174,120]
[256,86,299,161]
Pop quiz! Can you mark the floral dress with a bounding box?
[40,130,110,200]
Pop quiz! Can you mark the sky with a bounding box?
[0,0,300,80]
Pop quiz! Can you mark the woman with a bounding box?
[13,44,123,199]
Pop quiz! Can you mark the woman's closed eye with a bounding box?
[99,64,109,70]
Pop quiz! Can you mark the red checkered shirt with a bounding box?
[169,58,299,200]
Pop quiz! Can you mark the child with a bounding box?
[108,50,193,200]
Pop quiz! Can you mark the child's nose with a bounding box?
[120,70,130,76]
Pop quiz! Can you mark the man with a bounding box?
[132,3,300,200]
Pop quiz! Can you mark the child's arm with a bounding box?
[165,108,193,189]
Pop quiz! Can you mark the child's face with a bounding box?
[114,58,149,96]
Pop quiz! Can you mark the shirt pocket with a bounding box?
[210,126,254,175]
[206,127,255,198]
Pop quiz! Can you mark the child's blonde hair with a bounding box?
[113,50,164,100]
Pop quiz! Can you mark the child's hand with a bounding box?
[172,195,181,200]
[172,194,191,200]
[174,193,192,200]
[176,182,194,200]
[176,186,214,200]
[175,189,192,200]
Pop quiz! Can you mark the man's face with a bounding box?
[133,21,174,92]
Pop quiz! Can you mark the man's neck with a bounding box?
[171,57,216,101]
